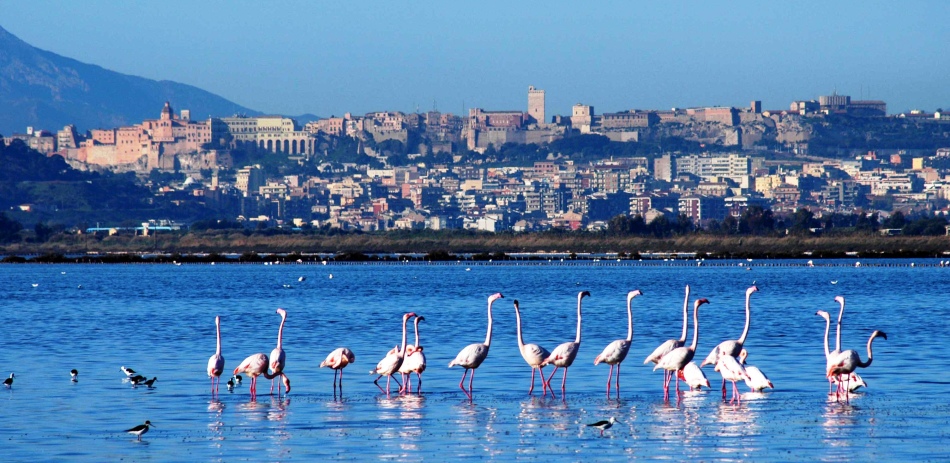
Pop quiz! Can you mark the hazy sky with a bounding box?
[3,1,948,117]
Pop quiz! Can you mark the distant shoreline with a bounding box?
[2,233,949,263]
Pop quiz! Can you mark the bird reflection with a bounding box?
[207,399,225,446]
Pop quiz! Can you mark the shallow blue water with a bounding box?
[0,260,947,461]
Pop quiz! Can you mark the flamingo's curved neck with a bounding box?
[835,299,845,353]
[400,315,411,355]
[215,317,222,356]
[485,298,496,347]
[575,294,584,344]
[821,315,831,358]
[737,290,752,345]
[679,285,690,343]
[690,302,701,350]
[514,305,525,349]
[625,296,634,342]
[857,333,881,368]
[413,318,421,348]
[276,312,286,350]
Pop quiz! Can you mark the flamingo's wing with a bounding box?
[644,339,679,364]
[449,343,488,369]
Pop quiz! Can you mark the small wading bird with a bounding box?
[70,369,78,382]
[3,373,14,388]
[371,312,416,394]
[701,286,758,396]
[513,299,551,396]
[226,377,234,392]
[207,316,225,394]
[587,417,618,436]
[121,366,137,378]
[644,285,691,388]
[320,347,356,392]
[542,291,591,394]
[449,293,504,400]
[654,298,710,397]
[124,420,153,441]
[594,290,643,396]
[143,377,157,388]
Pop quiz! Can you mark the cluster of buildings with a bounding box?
[6,87,950,233]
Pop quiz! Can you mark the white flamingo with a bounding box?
[594,290,643,396]
[320,347,355,392]
[269,308,288,395]
[371,312,416,393]
[542,291,591,394]
[399,316,427,393]
[817,309,841,393]
[700,286,758,395]
[679,361,710,391]
[827,330,887,402]
[449,293,504,399]
[654,298,710,397]
[513,299,551,396]
[644,285,691,388]
[233,353,281,398]
[739,349,773,391]
[206,315,225,394]
[714,353,750,402]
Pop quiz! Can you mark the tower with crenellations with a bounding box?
[528,86,545,125]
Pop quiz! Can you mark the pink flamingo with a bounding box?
[679,362,710,391]
[700,286,758,395]
[644,285,691,388]
[320,347,355,392]
[542,291,591,394]
[741,349,773,392]
[269,308,288,395]
[206,316,225,394]
[399,316,427,393]
[233,353,281,399]
[371,312,416,393]
[449,293,503,400]
[714,352,750,403]
[817,309,841,393]
[827,330,887,402]
[654,298,710,397]
[513,299,551,396]
[594,290,643,396]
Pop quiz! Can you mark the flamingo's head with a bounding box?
[282,375,291,393]
[488,293,504,303]
[738,348,749,364]
[872,330,888,341]
[695,298,710,308]
[513,299,520,309]
[579,290,591,299]
[627,289,643,302]
[215,315,220,323]
[276,308,287,318]
[834,295,845,305]
[404,312,417,320]
[816,310,830,321]
[747,285,759,295]
[416,316,425,323]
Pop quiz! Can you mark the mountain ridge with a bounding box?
[0,24,260,134]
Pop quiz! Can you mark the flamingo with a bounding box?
[738,349,773,391]
[371,312,416,393]
[700,286,758,395]
[714,353,750,402]
[449,293,503,400]
[233,353,280,398]
[817,309,841,393]
[827,330,887,402]
[206,316,225,394]
[842,372,867,392]
[513,299,551,396]
[399,316,427,393]
[644,285,691,388]
[654,298,710,397]
[320,347,355,392]
[269,308,288,395]
[594,290,643,396]
[679,362,710,391]
[542,291,591,394]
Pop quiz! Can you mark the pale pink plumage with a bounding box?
[206,315,225,394]
[594,290,642,396]
[449,293,503,399]
[542,291,590,393]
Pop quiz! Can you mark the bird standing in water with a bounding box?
[3,373,14,388]
[587,417,618,436]
[124,420,153,440]
[70,369,79,382]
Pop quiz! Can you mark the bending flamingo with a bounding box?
[449,293,503,400]
[738,348,773,392]
[679,362,709,391]
[644,285,691,388]
[320,347,355,392]
[371,312,416,393]
[233,353,280,399]
[594,290,643,396]
[542,291,591,394]
[714,353,749,403]
[399,316,427,392]
[700,286,758,395]
[269,308,288,395]
[513,299,551,396]
[827,330,887,402]
[654,298,710,397]
[206,315,225,394]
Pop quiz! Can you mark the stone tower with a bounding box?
[528,86,545,125]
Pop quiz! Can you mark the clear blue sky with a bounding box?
[3,1,948,117]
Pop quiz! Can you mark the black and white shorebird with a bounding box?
[121,366,137,378]
[226,377,235,392]
[233,375,243,386]
[124,420,153,440]
[3,373,14,388]
[71,369,79,382]
[587,417,618,436]
[129,375,147,386]
[143,377,157,388]
[298,276,306,282]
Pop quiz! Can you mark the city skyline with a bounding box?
[3,1,948,118]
